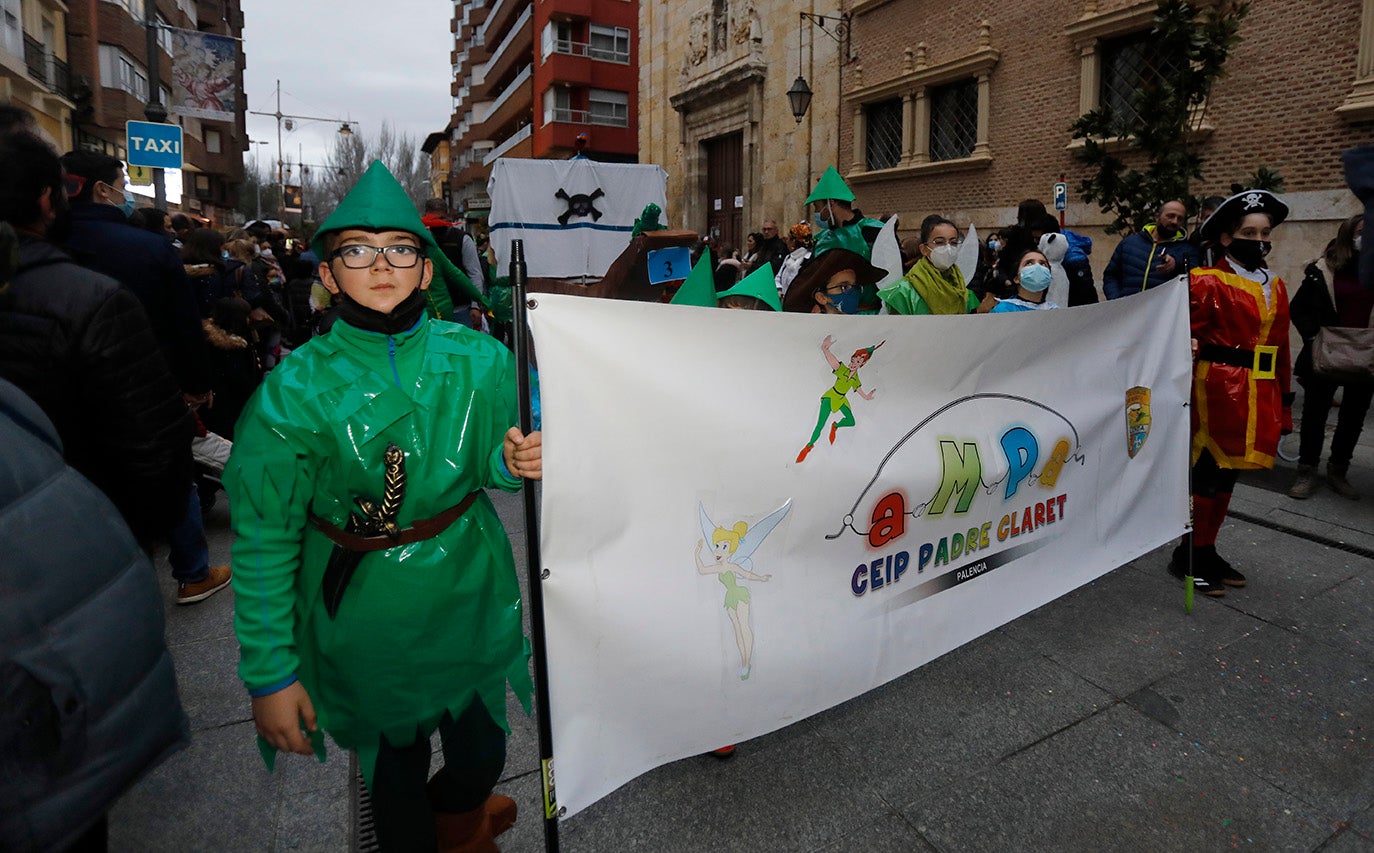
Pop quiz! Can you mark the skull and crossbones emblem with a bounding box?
[556,187,605,226]
[1241,192,1264,210]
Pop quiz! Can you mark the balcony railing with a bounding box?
[483,124,531,166]
[549,39,590,58]
[481,64,530,123]
[548,38,630,65]
[549,107,629,128]
[23,35,72,99]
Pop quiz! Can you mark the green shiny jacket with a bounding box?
[224,316,532,780]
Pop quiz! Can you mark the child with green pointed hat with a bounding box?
[717,263,783,311]
[311,160,484,323]
[669,253,719,307]
[805,165,885,261]
[225,159,541,850]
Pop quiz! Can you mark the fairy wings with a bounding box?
[697,500,793,574]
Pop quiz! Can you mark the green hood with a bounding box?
[804,166,856,205]
[669,254,717,308]
[312,161,482,320]
[717,263,782,311]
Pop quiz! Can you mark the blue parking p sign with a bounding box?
[1053,182,1068,211]
[126,121,184,169]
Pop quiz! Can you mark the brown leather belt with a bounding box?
[309,491,480,552]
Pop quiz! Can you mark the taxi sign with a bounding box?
[126,120,184,169]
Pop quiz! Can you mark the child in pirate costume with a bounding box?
[224,161,542,851]
[1169,189,1292,597]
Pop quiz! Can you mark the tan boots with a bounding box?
[433,795,517,853]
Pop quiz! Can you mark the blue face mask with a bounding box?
[829,287,861,314]
[114,187,136,218]
[221,250,231,260]
[1018,263,1052,293]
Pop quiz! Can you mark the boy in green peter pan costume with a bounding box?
[806,166,884,262]
[805,167,885,313]
[224,161,542,852]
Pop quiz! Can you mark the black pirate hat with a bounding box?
[783,248,887,313]
[1199,189,1289,243]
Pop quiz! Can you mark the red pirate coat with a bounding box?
[1188,258,1292,469]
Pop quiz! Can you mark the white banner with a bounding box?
[529,282,1192,817]
[487,158,667,279]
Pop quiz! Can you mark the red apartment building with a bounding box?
[446,0,638,226]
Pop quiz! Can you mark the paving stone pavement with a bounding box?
[110,388,1373,851]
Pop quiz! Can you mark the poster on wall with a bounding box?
[168,27,239,122]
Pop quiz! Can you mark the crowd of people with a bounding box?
[671,165,1371,600]
[2,89,1370,852]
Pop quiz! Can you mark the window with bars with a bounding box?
[1099,32,1180,126]
[929,78,978,161]
[864,98,903,171]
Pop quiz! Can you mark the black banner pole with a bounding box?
[509,240,561,851]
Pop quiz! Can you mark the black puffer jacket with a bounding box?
[0,377,188,852]
[0,236,193,540]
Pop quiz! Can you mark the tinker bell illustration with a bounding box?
[696,500,792,680]
[796,335,884,463]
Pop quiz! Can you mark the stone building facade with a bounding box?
[837,0,1374,289]
[639,0,846,253]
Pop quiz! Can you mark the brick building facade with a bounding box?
[64,0,246,224]
[837,0,1373,288]
[638,0,846,253]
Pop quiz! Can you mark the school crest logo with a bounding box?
[1125,386,1151,459]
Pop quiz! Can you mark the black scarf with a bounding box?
[336,287,427,335]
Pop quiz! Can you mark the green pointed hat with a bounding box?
[669,254,717,308]
[312,160,483,318]
[804,166,856,205]
[717,263,782,311]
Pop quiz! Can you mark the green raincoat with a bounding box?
[226,161,531,786]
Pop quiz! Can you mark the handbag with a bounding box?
[1311,325,1374,383]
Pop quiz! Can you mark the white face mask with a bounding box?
[929,243,960,271]
[1356,235,1364,252]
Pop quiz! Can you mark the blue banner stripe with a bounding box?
[489,221,636,233]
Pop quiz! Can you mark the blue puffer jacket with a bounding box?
[1101,225,1197,299]
[0,378,188,852]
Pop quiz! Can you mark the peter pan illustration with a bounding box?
[796,335,884,463]
[696,500,792,680]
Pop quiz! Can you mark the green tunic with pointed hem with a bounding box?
[224,316,533,787]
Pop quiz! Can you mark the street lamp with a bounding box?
[248,79,355,221]
[789,12,852,122]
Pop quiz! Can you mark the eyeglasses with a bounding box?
[925,238,961,248]
[331,243,423,269]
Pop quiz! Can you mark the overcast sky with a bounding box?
[239,0,452,177]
